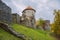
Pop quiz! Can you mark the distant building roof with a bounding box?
[22,6,36,13]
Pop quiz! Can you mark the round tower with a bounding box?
[22,6,36,29]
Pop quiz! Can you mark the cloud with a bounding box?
[29,0,49,4]
[11,0,26,15]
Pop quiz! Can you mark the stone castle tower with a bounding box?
[20,6,36,28]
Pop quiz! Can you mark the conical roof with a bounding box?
[22,6,36,13]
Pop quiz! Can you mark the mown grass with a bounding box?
[0,24,55,40]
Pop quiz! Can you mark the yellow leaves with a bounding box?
[53,10,60,35]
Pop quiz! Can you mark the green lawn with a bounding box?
[0,24,55,40]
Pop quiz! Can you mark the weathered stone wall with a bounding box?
[0,0,12,24]
[0,0,11,13]
[42,20,51,31]
[12,13,20,24]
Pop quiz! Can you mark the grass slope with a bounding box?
[0,24,55,40]
[0,28,20,40]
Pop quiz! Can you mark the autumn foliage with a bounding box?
[52,10,60,35]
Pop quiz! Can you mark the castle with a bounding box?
[0,0,50,30]
[0,0,36,28]
[0,0,51,40]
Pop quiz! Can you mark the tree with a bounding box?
[36,18,45,27]
[53,10,60,35]
[39,18,45,26]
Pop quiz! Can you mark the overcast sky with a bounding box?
[2,0,60,23]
